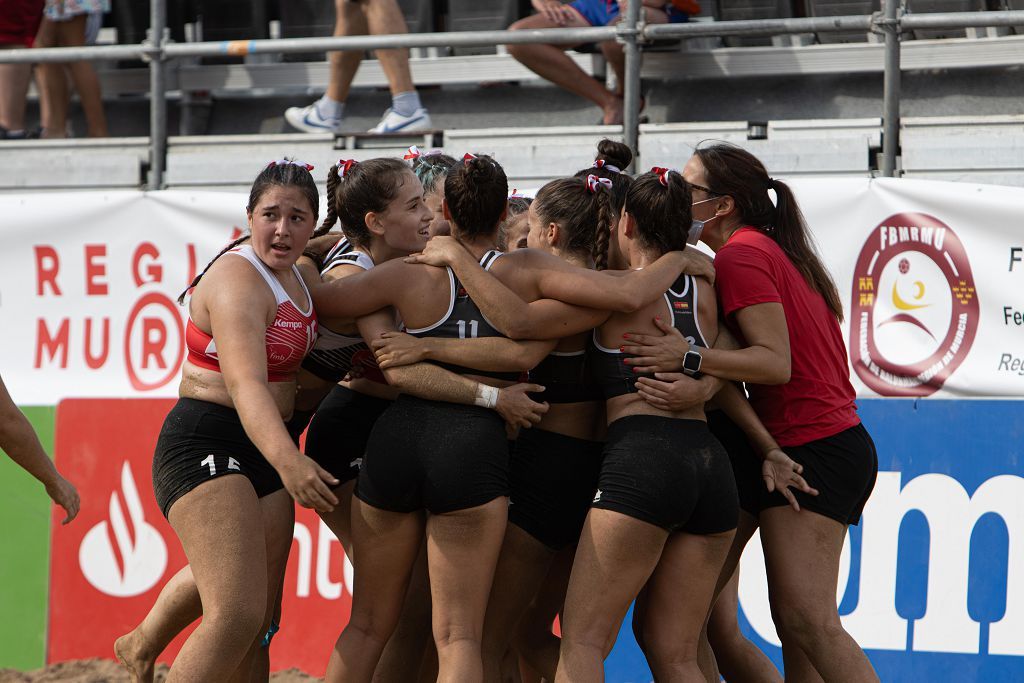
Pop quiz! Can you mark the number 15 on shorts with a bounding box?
[200,454,241,476]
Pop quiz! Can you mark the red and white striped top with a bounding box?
[185,245,317,382]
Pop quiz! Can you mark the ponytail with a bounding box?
[695,143,843,321]
[623,168,691,255]
[770,177,843,321]
[592,188,612,271]
[316,163,342,237]
[533,175,613,268]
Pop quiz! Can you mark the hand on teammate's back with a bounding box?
[278,454,340,513]
[680,246,716,285]
[496,383,550,428]
[634,372,714,412]
[404,235,466,267]
[371,331,428,369]
[620,316,692,373]
[761,448,819,512]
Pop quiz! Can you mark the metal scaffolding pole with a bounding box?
[621,1,644,171]
[881,0,902,177]
[148,0,167,190]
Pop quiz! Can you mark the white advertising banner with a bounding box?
[0,179,1021,405]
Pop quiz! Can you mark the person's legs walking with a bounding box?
[361,0,431,133]
[285,0,431,134]
[285,0,367,134]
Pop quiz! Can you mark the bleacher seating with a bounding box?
[717,0,794,46]
[194,0,269,64]
[904,0,988,39]
[806,0,881,43]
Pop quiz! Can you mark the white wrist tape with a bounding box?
[474,384,500,409]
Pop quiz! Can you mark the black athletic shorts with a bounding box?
[761,422,878,525]
[509,427,604,551]
[304,384,392,485]
[593,415,738,534]
[706,409,763,517]
[152,397,288,518]
[356,394,510,514]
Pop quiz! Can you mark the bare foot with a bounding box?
[602,96,624,125]
[115,630,155,683]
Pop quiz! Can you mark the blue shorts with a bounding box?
[569,0,690,26]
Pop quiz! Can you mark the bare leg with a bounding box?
[506,13,623,124]
[427,498,509,682]
[360,0,415,96]
[231,490,294,683]
[33,19,69,138]
[327,0,369,103]
[52,15,107,137]
[164,477,269,681]
[373,543,434,682]
[641,531,735,683]
[326,498,423,683]
[706,511,782,682]
[116,483,345,683]
[319,479,357,556]
[600,7,670,103]
[0,50,33,132]
[115,565,202,683]
[556,509,669,682]
[760,507,879,683]
[707,512,783,683]
[482,524,557,681]
[514,544,574,681]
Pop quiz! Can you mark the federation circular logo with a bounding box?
[849,213,978,396]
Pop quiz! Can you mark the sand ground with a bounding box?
[0,659,319,682]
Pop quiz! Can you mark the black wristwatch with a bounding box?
[682,348,703,378]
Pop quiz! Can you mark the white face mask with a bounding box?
[687,219,705,245]
[688,196,719,244]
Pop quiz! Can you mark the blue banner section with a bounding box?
[603,398,1024,682]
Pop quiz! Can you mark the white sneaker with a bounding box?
[368,107,432,134]
[284,101,343,134]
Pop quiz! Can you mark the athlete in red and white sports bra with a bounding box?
[143,161,342,683]
[185,244,317,382]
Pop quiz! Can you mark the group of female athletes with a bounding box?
[114,139,880,683]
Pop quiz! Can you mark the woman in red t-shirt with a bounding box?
[624,143,879,682]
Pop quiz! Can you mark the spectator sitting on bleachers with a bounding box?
[507,0,695,125]
[285,0,431,135]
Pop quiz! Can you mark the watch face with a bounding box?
[684,351,701,372]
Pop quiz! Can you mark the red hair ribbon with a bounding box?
[650,166,673,186]
[403,145,421,160]
[593,159,621,174]
[586,174,614,193]
[267,159,314,171]
[463,152,478,163]
[337,159,357,178]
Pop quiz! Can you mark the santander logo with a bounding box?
[79,462,168,597]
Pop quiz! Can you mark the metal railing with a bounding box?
[2,1,1022,189]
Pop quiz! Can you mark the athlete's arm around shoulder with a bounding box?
[309,258,436,320]
[356,311,549,428]
[522,247,713,313]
